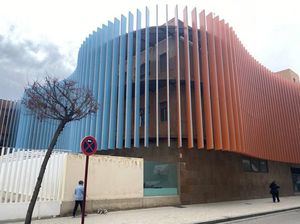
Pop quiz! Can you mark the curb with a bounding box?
[195,206,300,224]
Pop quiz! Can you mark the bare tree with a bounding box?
[22,77,98,223]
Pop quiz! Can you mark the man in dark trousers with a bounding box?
[269,181,280,203]
[72,180,84,217]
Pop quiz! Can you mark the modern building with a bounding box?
[276,68,299,83]
[3,6,300,204]
[0,99,20,148]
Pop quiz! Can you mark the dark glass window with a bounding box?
[291,168,300,192]
[160,53,167,72]
[139,108,144,127]
[160,102,167,122]
[140,63,145,79]
[259,161,268,172]
[242,157,268,173]
[251,160,259,172]
[242,159,251,172]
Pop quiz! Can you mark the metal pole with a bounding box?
[81,155,89,224]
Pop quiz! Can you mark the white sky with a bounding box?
[0,0,299,100]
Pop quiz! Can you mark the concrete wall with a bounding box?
[0,201,60,221]
[62,154,143,202]
[60,196,180,215]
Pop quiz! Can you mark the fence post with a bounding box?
[15,148,26,203]
[0,147,7,202]
[4,148,15,202]
[21,149,31,202]
[9,148,21,202]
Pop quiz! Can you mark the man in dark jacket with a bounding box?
[269,181,280,202]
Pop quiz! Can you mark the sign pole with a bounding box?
[80,135,97,224]
[81,155,89,224]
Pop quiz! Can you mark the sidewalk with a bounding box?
[10,196,300,224]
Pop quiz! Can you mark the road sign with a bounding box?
[81,136,97,156]
[80,136,97,224]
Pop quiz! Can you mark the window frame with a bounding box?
[143,160,178,196]
[242,157,268,173]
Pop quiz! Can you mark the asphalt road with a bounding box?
[221,209,300,224]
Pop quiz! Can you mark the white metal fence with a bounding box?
[0,147,67,221]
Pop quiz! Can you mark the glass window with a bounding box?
[139,108,144,127]
[140,63,145,79]
[242,158,268,173]
[291,168,300,192]
[160,53,167,72]
[144,161,178,196]
[242,159,251,172]
[259,161,268,172]
[251,159,259,172]
[292,174,300,192]
[160,102,167,122]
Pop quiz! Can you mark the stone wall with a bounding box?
[179,148,295,204]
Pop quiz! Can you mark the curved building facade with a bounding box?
[13,6,300,165]
[0,99,20,148]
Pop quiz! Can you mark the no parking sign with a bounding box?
[80,136,97,224]
[81,136,97,156]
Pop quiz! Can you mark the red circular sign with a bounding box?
[81,136,97,156]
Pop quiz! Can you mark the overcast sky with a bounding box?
[0,0,299,100]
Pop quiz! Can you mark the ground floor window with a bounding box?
[144,161,178,196]
[291,167,300,192]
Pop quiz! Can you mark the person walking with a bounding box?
[269,181,280,203]
[72,180,84,217]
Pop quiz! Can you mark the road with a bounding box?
[221,209,300,224]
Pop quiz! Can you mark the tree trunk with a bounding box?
[24,120,67,224]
